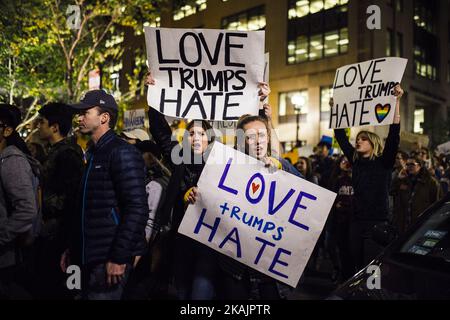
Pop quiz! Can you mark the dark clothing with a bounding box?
[218,159,303,300]
[77,129,148,266]
[0,146,38,269]
[390,169,442,234]
[329,173,354,280]
[334,124,400,220]
[41,138,84,234]
[315,156,334,189]
[334,124,400,272]
[82,263,132,300]
[148,108,214,299]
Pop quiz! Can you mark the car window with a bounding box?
[399,201,450,263]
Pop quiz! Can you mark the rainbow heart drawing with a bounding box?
[375,103,391,123]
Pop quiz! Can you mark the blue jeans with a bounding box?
[173,235,218,300]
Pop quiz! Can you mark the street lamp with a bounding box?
[291,93,305,147]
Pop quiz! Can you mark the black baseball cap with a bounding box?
[70,90,118,113]
[0,104,22,129]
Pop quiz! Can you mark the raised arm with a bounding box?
[382,84,403,168]
[146,71,179,169]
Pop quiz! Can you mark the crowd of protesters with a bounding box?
[0,74,448,301]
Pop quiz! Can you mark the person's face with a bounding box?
[243,121,268,160]
[317,145,329,158]
[356,134,373,155]
[297,159,307,173]
[406,159,421,175]
[0,121,13,144]
[188,125,208,155]
[77,107,105,135]
[395,153,406,169]
[37,117,54,140]
[418,149,428,161]
[340,157,351,172]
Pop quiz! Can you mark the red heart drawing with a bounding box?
[251,182,260,194]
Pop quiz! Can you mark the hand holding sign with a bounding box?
[330,57,407,129]
[178,142,336,287]
[144,27,265,121]
[330,80,405,128]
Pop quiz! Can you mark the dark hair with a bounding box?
[96,106,118,129]
[397,150,409,161]
[408,155,425,168]
[39,102,73,136]
[0,103,21,129]
[297,156,313,179]
[6,131,31,156]
[317,141,331,150]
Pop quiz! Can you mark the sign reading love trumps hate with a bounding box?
[178,142,337,287]
[330,57,407,129]
[144,27,265,121]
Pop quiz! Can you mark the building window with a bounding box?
[414,108,424,134]
[222,6,266,31]
[414,0,437,34]
[320,86,333,121]
[386,29,403,57]
[413,1,439,80]
[287,1,348,64]
[173,0,207,21]
[278,90,309,124]
[288,0,348,20]
[288,28,348,64]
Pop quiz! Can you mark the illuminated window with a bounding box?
[288,0,348,20]
[414,44,438,80]
[173,0,207,21]
[414,0,437,34]
[278,90,309,124]
[414,109,424,134]
[287,0,348,64]
[222,6,265,31]
[288,28,348,64]
[320,86,333,121]
[386,29,403,57]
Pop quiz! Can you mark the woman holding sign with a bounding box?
[216,113,302,300]
[146,73,273,300]
[331,83,404,274]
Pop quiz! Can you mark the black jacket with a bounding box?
[78,130,148,266]
[148,108,205,230]
[41,138,84,246]
[334,124,400,221]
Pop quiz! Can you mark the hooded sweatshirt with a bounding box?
[0,145,39,269]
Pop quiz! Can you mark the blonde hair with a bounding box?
[354,130,384,161]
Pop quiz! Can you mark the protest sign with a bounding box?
[144,27,265,121]
[178,142,336,287]
[124,109,146,130]
[330,57,407,129]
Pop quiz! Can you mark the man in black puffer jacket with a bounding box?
[62,90,148,300]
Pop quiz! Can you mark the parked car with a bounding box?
[329,193,450,300]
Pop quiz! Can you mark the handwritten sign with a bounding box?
[330,57,407,129]
[178,142,336,287]
[144,27,265,121]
